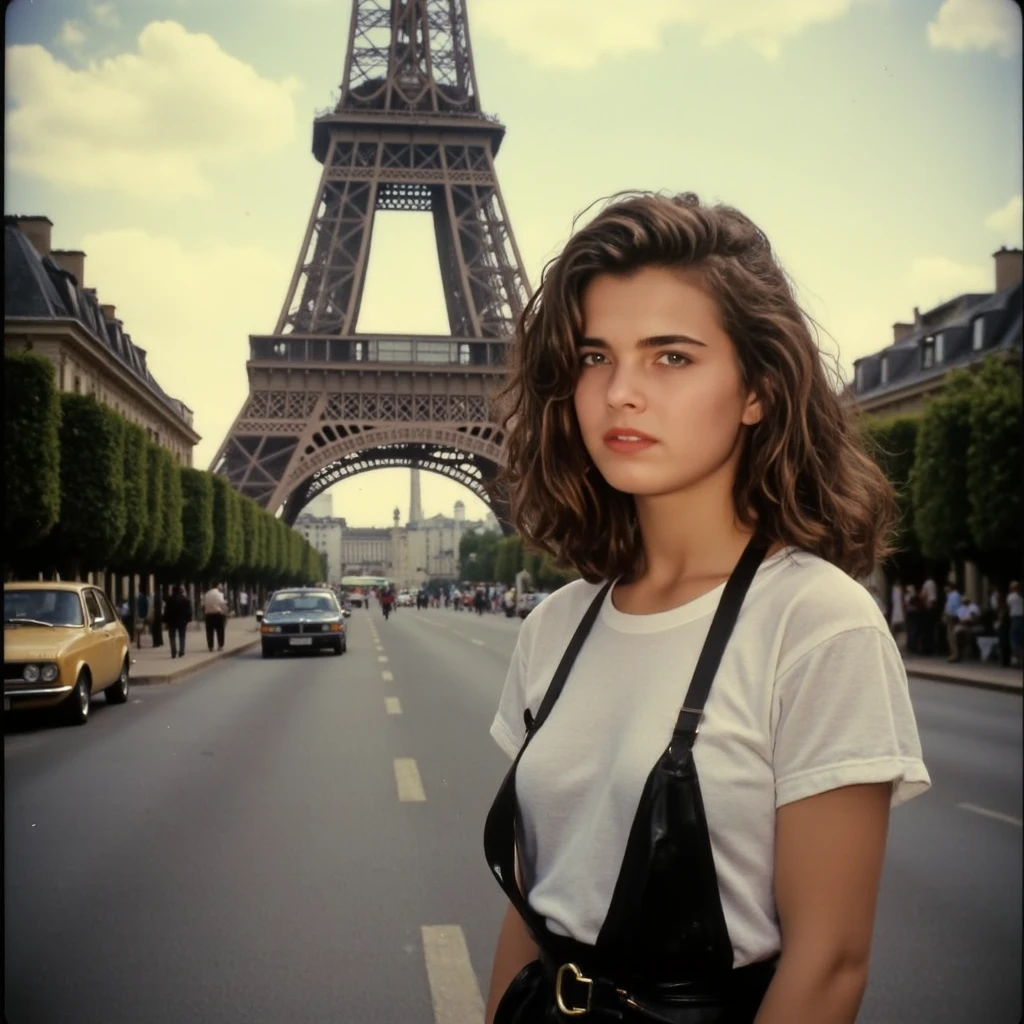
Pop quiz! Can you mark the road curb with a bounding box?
[906,669,1022,695]
[131,639,261,686]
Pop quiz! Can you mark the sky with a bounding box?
[5,0,1022,527]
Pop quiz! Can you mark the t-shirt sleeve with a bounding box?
[490,640,529,760]
[771,626,931,809]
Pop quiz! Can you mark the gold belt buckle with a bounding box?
[555,962,592,1016]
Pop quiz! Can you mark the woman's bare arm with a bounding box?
[484,902,541,1024]
[755,782,891,1024]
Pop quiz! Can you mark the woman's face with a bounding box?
[573,265,762,500]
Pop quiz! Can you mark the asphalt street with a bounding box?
[4,605,1021,1024]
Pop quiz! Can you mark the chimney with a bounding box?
[100,304,117,321]
[994,246,1023,293]
[51,249,86,286]
[892,322,915,343]
[912,305,922,328]
[13,215,53,258]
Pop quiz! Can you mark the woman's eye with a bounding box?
[580,352,605,367]
[656,351,691,367]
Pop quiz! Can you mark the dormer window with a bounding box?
[935,332,945,364]
[880,356,889,385]
[855,363,864,391]
[922,336,935,369]
[972,318,985,351]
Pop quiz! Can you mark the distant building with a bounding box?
[4,215,200,465]
[849,247,1022,418]
[294,512,344,584]
[305,491,334,518]
[343,526,393,578]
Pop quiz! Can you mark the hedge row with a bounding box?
[4,352,326,586]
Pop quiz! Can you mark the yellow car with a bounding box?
[3,581,131,725]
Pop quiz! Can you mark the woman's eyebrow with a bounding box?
[578,334,708,349]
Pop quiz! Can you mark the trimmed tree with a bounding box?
[4,352,61,557]
[966,357,1022,564]
[138,440,167,568]
[177,468,214,581]
[207,476,243,581]
[159,454,185,573]
[911,370,974,561]
[49,395,126,577]
[112,421,150,569]
[862,416,920,556]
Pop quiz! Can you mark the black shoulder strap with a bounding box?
[674,535,770,742]
[527,580,613,738]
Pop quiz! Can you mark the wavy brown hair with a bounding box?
[495,191,895,583]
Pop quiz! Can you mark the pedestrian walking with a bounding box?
[239,589,250,617]
[134,589,150,649]
[202,583,228,651]
[942,582,963,662]
[482,192,930,1023]
[920,575,939,654]
[163,585,193,658]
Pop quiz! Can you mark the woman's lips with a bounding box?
[603,430,657,453]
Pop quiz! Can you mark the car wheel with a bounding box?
[65,670,91,726]
[261,644,274,659]
[105,657,130,704]
[334,641,345,655]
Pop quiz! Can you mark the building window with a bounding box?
[922,337,935,370]
[854,364,864,391]
[880,356,889,385]
[972,318,985,351]
[73,375,82,394]
[935,332,944,364]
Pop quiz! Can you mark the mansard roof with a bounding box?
[851,278,1022,403]
[4,222,195,427]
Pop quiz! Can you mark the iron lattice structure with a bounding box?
[211,0,530,525]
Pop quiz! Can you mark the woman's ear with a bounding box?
[741,389,764,427]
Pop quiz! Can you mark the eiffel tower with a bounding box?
[211,0,530,526]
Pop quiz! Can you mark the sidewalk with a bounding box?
[902,653,1022,694]
[129,619,261,685]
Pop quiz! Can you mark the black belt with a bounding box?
[538,951,777,1022]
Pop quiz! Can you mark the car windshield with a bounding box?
[3,589,85,627]
[267,592,338,614]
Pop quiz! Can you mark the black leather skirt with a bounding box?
[494,954,777,1024]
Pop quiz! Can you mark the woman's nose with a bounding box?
[605,363,646,410]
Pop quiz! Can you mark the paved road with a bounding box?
[5,606,1021,1023]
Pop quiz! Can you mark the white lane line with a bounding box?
[385,697,402,715]
[394,758,426,802]
[421,925,485,1024]
[450,629,466,638]
[957,802,1023,827]
[471,639,485,647]
[378,655,389,663]
[381,670,394,682]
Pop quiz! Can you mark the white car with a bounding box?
[517,592,551,619]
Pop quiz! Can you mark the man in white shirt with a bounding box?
[951,599,981,662]
[239,590,250,617]
[1007,581,1024,668]
[202,584,228,652]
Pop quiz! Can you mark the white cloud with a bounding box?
[80,228,293,466]
[57,20,87,49]
[6,21,302,199]
[470,0,859,67]
[908,256,991,309]
[984,194,1023,242]
[90,3,121,29]
[927,0,1021,58]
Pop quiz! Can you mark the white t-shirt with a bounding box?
[490,548,930,968]
[1007,592,1024,618]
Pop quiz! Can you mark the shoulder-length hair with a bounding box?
[495,191,895,583]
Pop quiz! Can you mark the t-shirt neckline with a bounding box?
[602,546,797,634]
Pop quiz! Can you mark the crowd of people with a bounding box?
[883,576,1023,667]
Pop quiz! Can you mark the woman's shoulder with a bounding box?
[755,550,891,665]
[518,578,607,649]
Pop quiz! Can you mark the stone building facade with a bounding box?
[4,215,199,465]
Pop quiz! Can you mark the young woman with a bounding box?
[482,193,930,1023]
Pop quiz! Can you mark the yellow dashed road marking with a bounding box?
[378,655,389,663]
[386,697,402,715]
[394,758,426,802]
[382,670,394,682]
[421,925,485,1024]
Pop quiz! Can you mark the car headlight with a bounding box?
[40,663,59,683]
[260,624,282,634]
[22,664,40,682]
[329,621,343,632]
